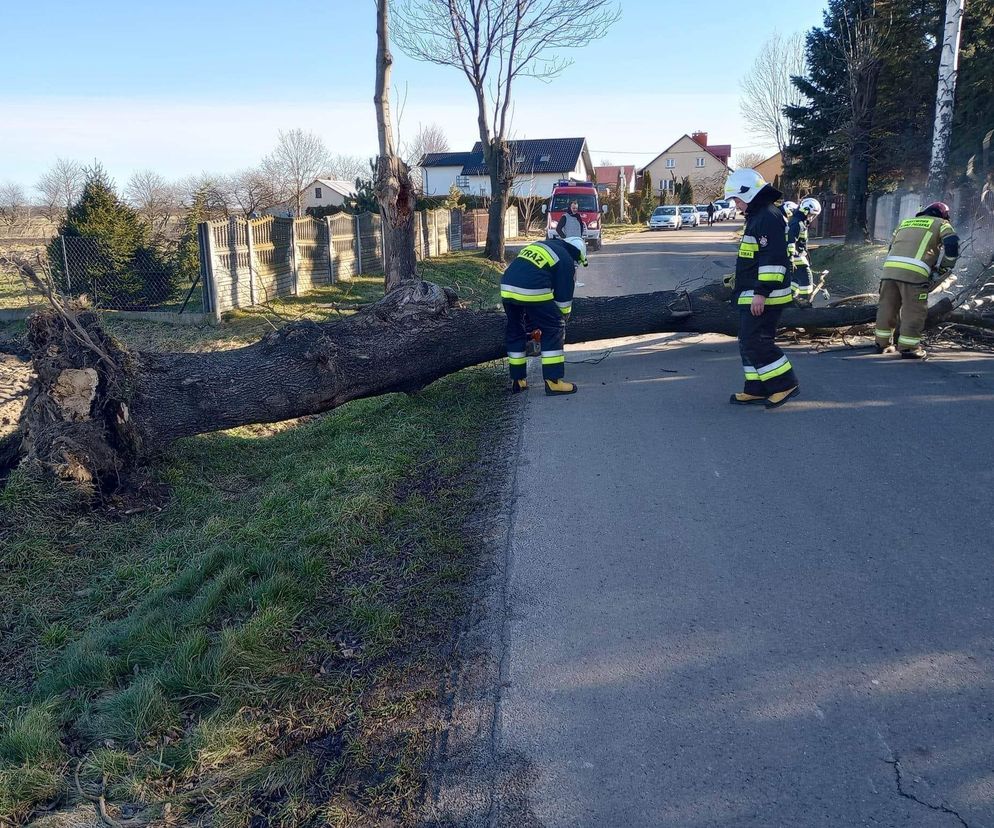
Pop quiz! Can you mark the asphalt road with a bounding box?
[492,225,994,827]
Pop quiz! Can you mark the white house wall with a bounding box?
[302,188,349,211]
[422,166,463,196]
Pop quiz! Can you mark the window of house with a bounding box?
[665,159,675,169]
[696,158,706,168]
[539,154,551,162]
[516,155,526,164]
[315,187,323,198]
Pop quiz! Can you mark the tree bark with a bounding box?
[483,140,513,262]
[374,0,418,290]
[845,63,881,243]
[8,282,890,491]
[925,0,967,202]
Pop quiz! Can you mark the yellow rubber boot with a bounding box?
[729,393,766,405]
[511,379,528,394]
[545,379,578,396]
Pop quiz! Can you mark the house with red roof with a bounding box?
[638,131,732,201]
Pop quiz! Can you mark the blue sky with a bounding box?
[0,0,827,189]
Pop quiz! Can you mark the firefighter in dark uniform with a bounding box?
[874,201,959,359]
[787,197,821,307]
[723,168,799,408]
[502,236,587,396]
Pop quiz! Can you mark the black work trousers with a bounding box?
[504,300,566,382]
[737,305,798,397]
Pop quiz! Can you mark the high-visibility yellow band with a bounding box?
[508,357,528,366]
[883,261,930,278]
[760,361,793,381]
[501,290,554,302]
[898,335,920,346]
[874,329,892,337]
[758,273,783,282]
[541,355,566,365]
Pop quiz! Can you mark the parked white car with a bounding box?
[648,205,682,230]
[715,199,736,220]
[678,205,700,227]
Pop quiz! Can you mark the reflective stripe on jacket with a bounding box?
[883,216,959,284]
[500,239,577,314]
[733,201,792,306]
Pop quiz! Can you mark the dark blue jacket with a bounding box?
[733,192,791,307]
[500,239,577,315]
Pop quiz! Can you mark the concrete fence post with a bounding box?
[355,214,363,276]
[325,217,336,284]
[199,221,221,322]
[290,218,300,296]
[245,219,258,306]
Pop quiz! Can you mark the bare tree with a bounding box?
[222,167,285,217]
[404,122,450,192]
[176,173,232,219]
[739,32,807,159]
[925,0,967,202]
[0,182,31,233]
[124,169,178,239]
[325,154,372,185]
[403,122,450,166]
[35,158,85,222]
[393,0,620,261]
[262,129,329,217]
[735,151,768,170]
[374,0,418,290]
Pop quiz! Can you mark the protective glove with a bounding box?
[722,273,735,290]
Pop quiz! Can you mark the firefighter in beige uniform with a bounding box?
[874,202,959,359]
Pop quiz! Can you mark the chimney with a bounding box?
[691,131,709,148]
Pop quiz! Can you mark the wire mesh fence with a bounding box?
[50,235,205,313]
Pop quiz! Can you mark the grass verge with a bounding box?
[0,252,509,827]
[808,243,887,298]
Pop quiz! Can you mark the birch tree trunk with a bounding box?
[925,0,967,203]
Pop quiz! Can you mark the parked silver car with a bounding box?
[715,199,736,220]
[648,205,682,230]
[678,205,700,227]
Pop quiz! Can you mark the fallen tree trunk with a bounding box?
[9,281,888,490]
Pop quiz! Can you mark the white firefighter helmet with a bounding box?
[723,168,768,204]
[563,236,588,266]
[782,200,799,216]
[799,197,822,218]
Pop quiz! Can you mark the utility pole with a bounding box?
[925,0,967,202]
[618,168,627,222]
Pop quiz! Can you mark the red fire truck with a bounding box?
[542,180,607,251]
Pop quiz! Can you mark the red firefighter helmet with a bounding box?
[921,201,951,220]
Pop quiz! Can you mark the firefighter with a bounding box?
[781,200,798,219]
[787,197,822,307]
[723,168,799,408]
[502,236,587,396]
[874,202,959,359]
